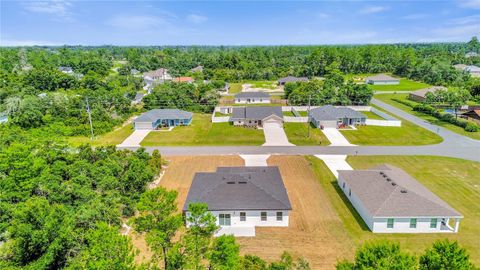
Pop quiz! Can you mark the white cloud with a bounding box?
[401,13,428,20]
[23,0,73,20]
[458,0,480,9]
[359,6,388,14]
[187,14,208,24]
[447,15,480,25]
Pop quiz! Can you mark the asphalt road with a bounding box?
[119,98,480,162]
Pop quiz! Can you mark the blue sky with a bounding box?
[1,0,479,46]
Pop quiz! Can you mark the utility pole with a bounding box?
[307,94,311,138]
[86,97,94,140]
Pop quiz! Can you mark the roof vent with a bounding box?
[391,182,397,186]
[380,172,385,175]
[386,178,391,182]
[227,181,235,184]
[238,181,247,184]
[400,189,407,193]
[249,175,251,179]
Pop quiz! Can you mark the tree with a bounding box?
[66,222,137,270]
[336,240,418,270]
[184,203,218,270]
[209,235,240,270]
[446,89,471,118]
[241,255,268,270]
[419,240,474,270]
[133,188,183,269]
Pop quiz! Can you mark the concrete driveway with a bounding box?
[322,128,355,146]
[262,123,294,146]
[314,155,353,178]
[117,130,151,147]
[240,155,270,166]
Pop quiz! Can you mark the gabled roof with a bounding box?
[144,68,169,78]
[277,76,309,83]
[465,65,480,72]
[366,74,399,82]
[134,109,193,123]
[183,166,292,211]
[231,106,283,121]
[461,109,480,117]
[235,92,270,99]
[338,164,462,218]
[410,86,447,98]
[309,105,366,121]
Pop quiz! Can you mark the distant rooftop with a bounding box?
[134,109,192,122]
[366,74,399,82]
[277,76,309,84]
[410,86,447,98]
[231,106,283,120]
[235,92,270,98]
[309,105,365,121]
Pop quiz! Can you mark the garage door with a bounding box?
[134,122,153,130]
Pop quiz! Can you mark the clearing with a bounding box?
[307,155,480,266]
[375,93,480,140]
[68,123,134,147]
[141,113,265,146]
[344,74,431,91]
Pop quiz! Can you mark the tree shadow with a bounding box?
[330,181,371,232]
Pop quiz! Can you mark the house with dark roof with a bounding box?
[58,66,73,74]
[183,166,292,236]
[409,86,447,102]
[277,76,309,85]
[133,109,193,130]
[309,105,366,129]
[235,92,271,104]
[231,106,283,128]
[190,65,204,73]
[338,164,462,233]
[460,109,480,125]
[365,74,400,85]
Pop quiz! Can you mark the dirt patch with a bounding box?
[236,156,354,269]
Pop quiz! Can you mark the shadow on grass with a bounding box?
[330,180,371,232]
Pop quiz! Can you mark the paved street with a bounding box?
[118,99,480,162]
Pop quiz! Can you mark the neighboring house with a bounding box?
[465,52,479,58]
[130,69,140,75]
[190,65,204,73]
[131,93,145,105]
[231,106,283,128]
[58,66,73,74]
[460,109,480,125]
[173,77,195,83]
[454,64,480,77]
[133,109,193,130]
[235,92,271,104]
[309,105,366,129]
[0,113,7,124]
[277,76,309,86]
[365,74,400,85]
[143,68,172,81]
[183,166,292,237]
[408,86,447,102]
[338,164,462,233]
[223,82,230,92]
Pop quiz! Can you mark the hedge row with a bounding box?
[391,98,479,132]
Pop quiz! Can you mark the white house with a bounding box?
[183,166,292,237]
[235,92,270,104]
[231,106,283,128]
[143,68,173,90]
[365,74,400,85]
[337,164,462,234]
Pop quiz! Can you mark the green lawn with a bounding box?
[243,80,278,89]
[306,155,480,266]
[296,111,308,116]
[284,123,330,145]
[361,111,384,120]
[68,124,134,147]
[141,114,265,146]
[283,111,295,116]
[214,112,231,117]
[228,83,242,94]
[375,93,480,140]
[369,78,431,91]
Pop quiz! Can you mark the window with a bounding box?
[387,218,394,228]
[240,212,246,222]
[219,214,231,226]
[342,182,346,189]
[430,218,438,228]
[276,212,283,221]
[410,218,417,228]
[348,189,351,197]
[261,212,267,221]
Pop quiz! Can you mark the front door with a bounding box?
[219,214,231,226]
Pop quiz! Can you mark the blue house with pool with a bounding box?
[133,109,193,130]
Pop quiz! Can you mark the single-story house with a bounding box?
[365,74,400,85]
[338,164,462,233]
[190,65,204,73]
[454,64,480,77]
[131,93,145,105]
[0,114,7,124]
[235,92,271,104]
[408,86,447,102]
[130,69,140,75]
[465,52,479,58]
[183,166,292,237]
[143,68,172,81]
[58,66,73,74]
[460,109,480,125]
[173,77,194,83]
[277,76,309,86]
[309,105,366,129]
[231,106,283,128]
[133,109,193,130]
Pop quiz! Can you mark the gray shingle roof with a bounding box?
[183,166,292,211]
[278,76,309,83]
[410,86,447,98]
[134,109,193,123]
[309,105,366,121]
[235,92,271,99]
[366,74,399,82]
[231,106,283,121]
[338,164,462,218]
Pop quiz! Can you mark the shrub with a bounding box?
[465,122,479,132]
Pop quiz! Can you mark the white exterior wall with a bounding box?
[316,120,338,129]
[235,97,271,104]
[283,116,308,123]
[337,176,374,230]
[134,122,154,130]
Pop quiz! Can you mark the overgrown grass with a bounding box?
[68,124,134,147]
[228,83,242,94]
[243,80,278,89]
[375,93,480,140]
[283,111,295,116]
[141,113,265,146]
[306,155,480,266]
[284,123,330,145]
[369,78,431,91]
